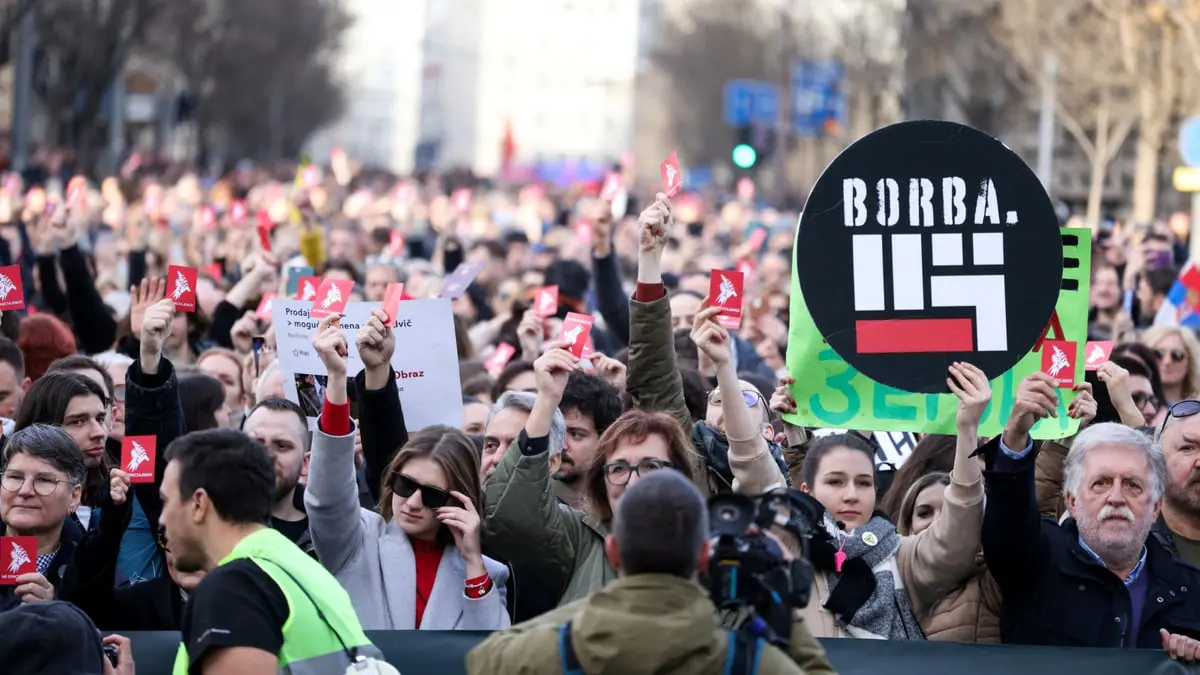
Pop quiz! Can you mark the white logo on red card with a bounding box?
[709,269,745,330]
[452,188,471,212]
[200,206,216,230]
[67,176,86,208]
[310,279,352,319]
[298,276,320,301]
[661,151,682,197]
[122,435,156,483]
[1085,341,1113,370]
[167,265,198,312]
[0,536,35,583]
[601,173,622,200]
[485,342,516,374]
[256,293,277,320]
[302,164,320,188]
[1041,340,1077,387]
[559,313,595,358]
[231,200,248,221]
[0,265,24,311]
[536,285,559,318]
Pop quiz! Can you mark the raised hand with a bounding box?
[140,296,176,375]
[230,311,259,355]
[14,572,53,604]
[533,340,579,405]
[770,377,797,415]
[517,308,543,361]
[1003,372,1059,451]
[690,301,733,369]
[312,314,348,380]
[637,193,672,257]
[592,353,627,391]
[947,362,992,432]
[592,196,615,258]
[130,277,167,336]
[109,468,131,506]
[1068,382,1098,428]
[437,491,483,568]
[356,308,395,373]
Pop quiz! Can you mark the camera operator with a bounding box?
[466,470,807,674]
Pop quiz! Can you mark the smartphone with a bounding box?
[104,643,119,667]
[1123,289,1134,316]
[251,336,266,378]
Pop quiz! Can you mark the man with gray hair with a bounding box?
[981,371,1200,660]
[480,390,566,483]
[1151,399,1200,568]
[467,470,802,674]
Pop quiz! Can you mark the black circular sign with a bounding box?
[796,120,1062,394]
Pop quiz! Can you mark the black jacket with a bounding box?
[980,437,1200,648]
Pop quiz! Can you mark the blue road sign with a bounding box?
[723,80,779,127]
[1181,116,1200,168]
[791,60,845,136]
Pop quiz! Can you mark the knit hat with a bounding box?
[0,601,107,674]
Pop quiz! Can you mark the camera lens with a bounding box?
[716,505,740,522]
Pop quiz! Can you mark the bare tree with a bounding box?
[994,0,1138,226]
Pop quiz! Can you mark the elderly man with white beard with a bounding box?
[979,372,1200,661]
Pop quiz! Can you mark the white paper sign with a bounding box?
[272,298,464,431]
[874,431,918,467]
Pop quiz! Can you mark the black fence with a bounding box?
[121,630,1200,674]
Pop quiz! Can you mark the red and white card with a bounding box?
[535,285,559,318]
[737,177,755,202]
[256,293,278,321]
[0,536,36,584]
[451,188,471,212]
[66,176,87,208]
[203,262,223,280]
[660,151,682,198]
[484,342,516,375]
[256,218,273,252]
[709,269,745,330]
[0,264,25,311]
[167,265,198,313]
[230,199,248,222]
[382,282,405,323]
[559,313,595,358]
[310,278,352,319]
[302,164,321,188]
[199,206,216,230]
[1041,340,1077,388]
[746,227,767,251]
[1084,341,1114,371]
[601,172,622,201]
[296,275,321,302]
[736,258,756,279]
[573,220,593,243]
[121,435,157,484]
[387,230,405,257]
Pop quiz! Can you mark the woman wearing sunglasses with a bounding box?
[304,315,509,631]
[1142,326,1200,406]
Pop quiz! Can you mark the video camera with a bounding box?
[705,490,819,650]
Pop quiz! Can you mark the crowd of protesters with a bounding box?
[0,152,1198,672]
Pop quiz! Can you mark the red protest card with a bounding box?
[660,151,682,197]
[0,536,36,583]
[256,292,278,321]
[256,219,273,252]
[573,220,594,243]
[452,188,472,212]
[737,177,755,201]
[302,164,321,188]
[382,282,405,323]
[737,258,756,279]
[167,265,198,313]
[310,278,352,319]
[199,206,216,231]
[535,285,559,318]
[709,269,745,330]
[121,435,156,484]
[601,172,622,200]
[484,342,516,374]
[66,175,87,208]
[559,313,595,358]
[3,173,20,195]
[256,209,273,233]
[0,264,26,311]
[387,230,405,257]
[203,262,223,280]
[1085,341,1114,370]
[1041,340,1078,388]
[297,275,321,301]
[230,199,248,221]
[746,227,767,251]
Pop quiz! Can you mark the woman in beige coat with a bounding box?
[773,362,989,639]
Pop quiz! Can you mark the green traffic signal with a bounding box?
[732,143,758,169]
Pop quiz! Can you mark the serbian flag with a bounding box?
[1157,261,1200,328]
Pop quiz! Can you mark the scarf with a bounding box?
[808,512,925,640]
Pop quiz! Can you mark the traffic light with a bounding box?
[731,125,775,171]
[732,143,757,169]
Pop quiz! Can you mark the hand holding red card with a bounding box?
[660,151,683,198]
[167,265,198,313]
[310,278,352,319]
[0,264,26,311]
[709,269,745,330]
[1084,341,1113,370]
[382,282,405,323]
[257,219,273,252]
[297,275,321,301]
[601,172,621,201]
[122,436,157,484]
[558,313,595,358]
[1041,340,1077,388]
[256,293,278,321]
[484,342,516,375]
[0,536,36,584]
[535,286,559,318]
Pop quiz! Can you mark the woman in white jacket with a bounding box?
[304,314,509,630]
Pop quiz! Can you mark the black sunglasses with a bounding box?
[1160,399,1200,438]
[1157,348,1188,364]
[391,473,452,510]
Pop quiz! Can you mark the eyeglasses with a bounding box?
[708,388,765,409]
[391,473,452,510]
[1132,392,1161,410]
[111,385,126,403]
[1160,399,1200,438]
[1157,349,1188,364]
[1,472,73,496]
[603,458,675,486]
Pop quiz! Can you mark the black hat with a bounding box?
[0,600,106,674]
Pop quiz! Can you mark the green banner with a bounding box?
[783,228,1091,440]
